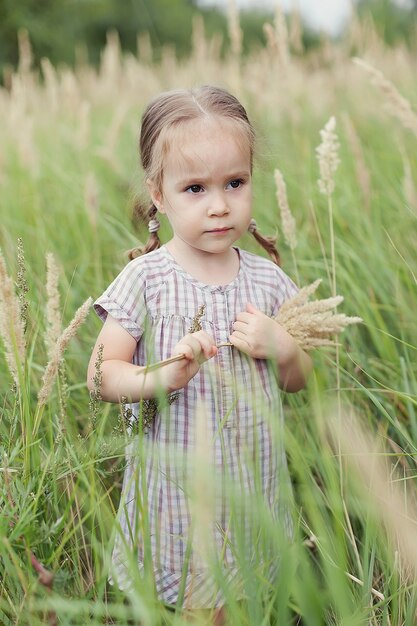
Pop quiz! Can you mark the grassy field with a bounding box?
[1,14,417,626]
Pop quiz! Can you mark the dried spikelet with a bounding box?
[275,280,362,350]
[289,6,304,54]
[342,114,371,211]
[316,116,340,196]
[327,408,417,581]
[353,58,417,139]
[45,253,62,360]
[0,251,26,386]
[60,69,81,116]
[274,2,290,68]
[263,23,277,57]
[188,305,205,333]
[17,29,32,75]
[89,343,103,431]
[40,58,59,113]
[137,31,152,64]
[274,168,297,250]
[192,14,207,63]
[227,0,242,57]
[208,32,223,63]
[16,238,29,332]
[280,278,322,307]
[100,30,121,85]
[38,297,92,407]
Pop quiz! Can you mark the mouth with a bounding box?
[206,227,232,233]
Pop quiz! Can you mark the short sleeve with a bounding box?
[93,259,147,342]
[271,265,299,318]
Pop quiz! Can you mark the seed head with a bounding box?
[274,168,297,250]
[316,116,340,196]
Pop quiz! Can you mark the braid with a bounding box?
[248,219,281,266]
[127,200,161,260]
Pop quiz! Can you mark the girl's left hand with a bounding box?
[229,302,298,365]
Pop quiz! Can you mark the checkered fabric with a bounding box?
[94,245,298,608]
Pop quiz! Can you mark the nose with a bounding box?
[207,190,230,217]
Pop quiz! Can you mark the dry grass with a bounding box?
[276,279,362,350]
[38,297,92,406]
[316,116,340,197]
[0,11,416,624]
[354,57,417,138]
[45,253,62,360]
[0,250,26,387]
[327,407,417,582]
[274,168,297,251]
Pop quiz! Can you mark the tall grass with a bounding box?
[1,11,417,625]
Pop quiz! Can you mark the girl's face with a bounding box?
[147,118,253,264]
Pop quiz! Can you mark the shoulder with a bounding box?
[96,247,175,308]
[111,247,173,288]
[239,248,294,283]
[93,247,174,333]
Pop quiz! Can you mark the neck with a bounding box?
[166,241,239,285]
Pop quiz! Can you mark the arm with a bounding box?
[229,302,312,393]
[87,314,217,403]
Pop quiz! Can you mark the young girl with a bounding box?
[88,85,312,623]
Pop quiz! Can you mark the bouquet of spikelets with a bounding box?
[276,278,362,350]
[139,285,362,376]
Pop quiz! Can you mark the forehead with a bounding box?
[163,117,251,177]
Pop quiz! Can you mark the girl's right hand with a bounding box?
[161,331,218,392]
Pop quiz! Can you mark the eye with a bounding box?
[186,184,204,194]
[227,178,244,189]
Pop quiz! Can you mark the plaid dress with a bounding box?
[94,245,298,608]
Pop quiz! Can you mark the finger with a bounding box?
[175,334,202,360]
[232,321,249,334]
[235,311,253,323]
[175,344,194,361]
[191,330,217,358]
[186,333,217,363]
[229,334,251,355]
[246,302,262,315]
[230,330,251,345]
[196,336,218,360]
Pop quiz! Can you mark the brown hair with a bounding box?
[129,85,280,265]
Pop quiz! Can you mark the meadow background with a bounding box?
[1,2,417,624]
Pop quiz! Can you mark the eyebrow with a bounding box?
[176,170,251,186]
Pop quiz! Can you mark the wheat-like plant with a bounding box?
[274,168,297,250]
[353,57,417,138]
[0,251,26,387]
[327,408,417,582]
[274,2,290,69]
[45,252,62,360]
[316,116,340,196]
[276,279,362,350]
[38,297,92,406]
[227,0,242,58]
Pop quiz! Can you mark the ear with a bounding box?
[146,178,164,213]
